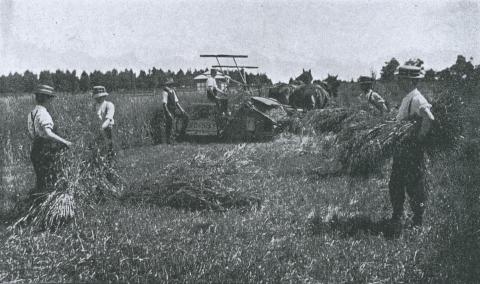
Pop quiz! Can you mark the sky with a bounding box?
[0,0,479,82]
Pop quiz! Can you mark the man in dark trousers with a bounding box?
[92,86,115,164]
[389,64,435,235]
[27,85,72,196]
[161,78,189,144]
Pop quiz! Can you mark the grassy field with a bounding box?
[1,82,480,282]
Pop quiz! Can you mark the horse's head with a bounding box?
[322,74,340,97]
[295,69,313,85]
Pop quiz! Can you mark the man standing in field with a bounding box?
[206,69,229,115]
[28,85,72,196]
[92,86,115,164]
[389,64,435,234]
[358,76,388,115]
[161,78,189,144]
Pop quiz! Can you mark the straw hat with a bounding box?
[358,76,374,85]
[34,85,55,97]
[92,86,109,98]
[395,65,425,79]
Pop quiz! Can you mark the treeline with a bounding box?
[380,55,478,83]
[0,68,272,94]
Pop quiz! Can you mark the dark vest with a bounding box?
[164,87,177,110]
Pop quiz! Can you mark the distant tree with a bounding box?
[70,70,80,93]
[90,70,104,87]
[104,70,114,91]
[39,70,54,86]
[111,69,119,91]
[23,70,38,92]
[10,72,24,92]
[136,70,148,90]
[129,69,136,91]
[380,58,400,81]
[0,76,7,93]
[450,54,474,79]
[437,68,452,81]
[424,69,436,81]
[118,69,132,90]
[79,71,91,92]
[147,68,158,89]
[405,58,424,67]
[175,69,186,86]
[52,69,70,92]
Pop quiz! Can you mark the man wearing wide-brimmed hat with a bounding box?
[161,78,188,144]
[27,84,72,196]
[357,76,388,115]
[388,64,435,235]
[92,86,115,163]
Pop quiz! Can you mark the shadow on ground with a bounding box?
[310,214,402,240]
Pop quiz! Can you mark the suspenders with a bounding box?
[30,109,39,137]
[408,97,413,118]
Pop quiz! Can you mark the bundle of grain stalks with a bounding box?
[12,143,124,231]
[425,89,465,154]
[339,89,464,175]
[339,121,416,175]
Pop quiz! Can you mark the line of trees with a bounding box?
[380,55,478,82]
[0,68,272,94]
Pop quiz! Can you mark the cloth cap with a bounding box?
[92,86,109,98]
[34,85,55,97]
[395,65,425,79]
[358,76,374,85]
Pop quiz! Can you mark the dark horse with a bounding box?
[268,69,313,105]
[269,71,340,110]
[289,83,329,110]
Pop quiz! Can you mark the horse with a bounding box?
[289,83,329,110]
[268,69,312,104]
[293,69,313,85]
[289,74,340,110]
[268,83,298,105]
[315,74,340,98]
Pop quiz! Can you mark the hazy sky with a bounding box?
[0,0,479,82]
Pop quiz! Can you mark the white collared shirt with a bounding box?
[359,90,385,104]
[206,76,217,89]
[162,87,179,105]
[396,88,431,121]
[27,105,54,139]
[96,100,115,126]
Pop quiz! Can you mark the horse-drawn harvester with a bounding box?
[175,56,338,142]
[175,54,294,141]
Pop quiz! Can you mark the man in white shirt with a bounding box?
[358,76,388,115]
[161,78,188,144]
[388,64,435,235]
[28,84,72,195]
[206,69,228,115]
[92,86,115,162]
